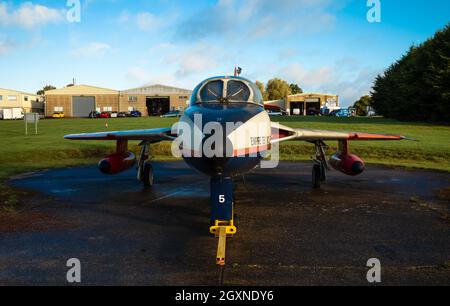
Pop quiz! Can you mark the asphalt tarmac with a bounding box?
[1,162,449,285]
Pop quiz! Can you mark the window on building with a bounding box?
[24,96,29,102]
[128,96,138,103]
[7,95,17,101]
[128,106,135,112]
[54,107,64,112]
[103,106,112,112]
[0,95,3,101]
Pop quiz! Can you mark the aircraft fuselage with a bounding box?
[180,102,272,177]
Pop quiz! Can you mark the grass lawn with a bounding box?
[1,116,448,210]
[1,116,449,181]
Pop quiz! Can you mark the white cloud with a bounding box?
[0,37,16,55]
[123,41,224,89]
[177,0,337,41]
[136,12,162,31]
[0,2,64,29]
[71,42,111,58]
[278,60,381,106]
[168,43,218,77]
[125,66,176,86]
[126,67,151,84]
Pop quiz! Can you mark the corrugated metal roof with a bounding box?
[45,85,118,95]
[0,87,39,97]
[121,84,192,95]
[288,92,338,98]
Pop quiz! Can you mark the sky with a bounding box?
[0,0,449,106]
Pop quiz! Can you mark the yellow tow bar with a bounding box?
[210,219,237,266]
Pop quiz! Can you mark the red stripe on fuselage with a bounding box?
[181,145,271,158]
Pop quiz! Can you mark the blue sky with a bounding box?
[0,0,449,106]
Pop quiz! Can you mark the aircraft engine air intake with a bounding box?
[98,152,136,175]
[329,153,365,176]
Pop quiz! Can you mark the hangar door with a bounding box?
[146,97,170,116]
[305,98,321,115]
[72,96,95,117]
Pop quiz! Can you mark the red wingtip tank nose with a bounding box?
[98,152,136,175]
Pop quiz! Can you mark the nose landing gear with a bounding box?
[209,176,236,266]
[209,176,236,285]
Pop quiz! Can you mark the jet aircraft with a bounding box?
[65,76,406,265]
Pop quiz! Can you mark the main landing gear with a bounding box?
[312,141,329,189]
[137,141,154,188]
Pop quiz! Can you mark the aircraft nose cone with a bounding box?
[352,161,365,175]
[98,159,111,174]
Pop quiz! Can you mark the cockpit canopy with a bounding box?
[190,76,263,106]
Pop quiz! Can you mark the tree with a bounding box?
[255,81,267,100]
[265,78,292,101]
[289,83,303,95]
[37,85,56,96]
[371,23,450,122]
[353,95,372,116]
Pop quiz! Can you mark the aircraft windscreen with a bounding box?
[226,80,251,102]
[200,80,223,102]
[192,77,262,105]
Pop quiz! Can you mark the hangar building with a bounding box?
[45,85,119,117]
[264,93,339,116]
[0,88,43,113]
[45,84,192,117]
[287,93,339,115]
[119,84,192,116]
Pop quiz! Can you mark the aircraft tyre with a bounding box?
[143,161,154,188]
[312,164,321,189]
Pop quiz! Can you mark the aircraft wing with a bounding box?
[271,122,406,143]
[64,127,175,142]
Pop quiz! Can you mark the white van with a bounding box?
[1,108,24,120]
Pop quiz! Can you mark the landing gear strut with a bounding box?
[137,141,154,187]
[312,141,329,189]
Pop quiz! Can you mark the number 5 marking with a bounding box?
[219,195,225,204]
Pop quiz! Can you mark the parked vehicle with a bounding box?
[292,108,301,116]
[100,112,111,118]
[161,110,182,118]
[130,110,142,117]
[110,112,118,118]
[330,109,351,117]
[89,111,101,118]
[52,112,65,119]
[320,106,340,116]
[266,109,288,116]
[306,109,320,116]
[117,112,127,118]
[1,108,24,120]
